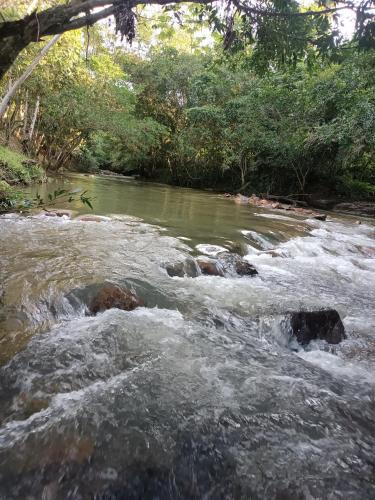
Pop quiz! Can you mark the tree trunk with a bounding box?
[0,34,61,119]
[0,2,118,79]
[22,90,29,138]
[28,95,40,142]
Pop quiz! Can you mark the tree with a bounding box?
[1,0,373,79]
[0,34,61,118]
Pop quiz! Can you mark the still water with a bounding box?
[0,174,374,499]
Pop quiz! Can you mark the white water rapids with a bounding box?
[0,176,374,499]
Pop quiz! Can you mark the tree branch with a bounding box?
[0,0,373,80]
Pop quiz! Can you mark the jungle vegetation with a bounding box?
[0,0,374,202]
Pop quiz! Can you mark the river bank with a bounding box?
[224,193,375,220]
[0,143,45,210]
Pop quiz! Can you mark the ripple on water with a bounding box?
[0,208,374,498]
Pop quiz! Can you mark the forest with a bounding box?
[0,0,374,206]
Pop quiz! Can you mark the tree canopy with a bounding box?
[1,0,374,78]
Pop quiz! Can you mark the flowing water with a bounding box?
[0,174,375,499]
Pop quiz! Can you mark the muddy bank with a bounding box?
[224,193,375,219]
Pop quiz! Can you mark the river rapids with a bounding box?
[0,176,374,499]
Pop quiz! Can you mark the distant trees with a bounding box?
[89,47,373,198]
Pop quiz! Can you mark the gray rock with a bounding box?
[165,257,200,278]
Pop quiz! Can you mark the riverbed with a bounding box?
[0,174,375,498]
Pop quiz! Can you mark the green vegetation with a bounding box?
[0,179,19,211]
[0,144,44,210]
[81,48,375,199]
[0,145,43,184]
[0,1,374,206]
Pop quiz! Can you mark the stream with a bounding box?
[0,174,375,499]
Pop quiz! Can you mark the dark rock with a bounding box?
[287,309,346,346]
[165,258,200,278]
[89,283,143,315]
[196,257,224,277]
[234,260,258,276]
[313,214,327,221]
[218,253,258,277]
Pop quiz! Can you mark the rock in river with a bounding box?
[165,257,200,278]
[287,309,346,346]
[196,257,224,277]
[219,253,258,277]
[234,259,258,276]
[89,283,144,315]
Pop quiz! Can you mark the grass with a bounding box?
[0,144,44,211]
[0,144,44,185]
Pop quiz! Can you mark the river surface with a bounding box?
[0,174,375,499]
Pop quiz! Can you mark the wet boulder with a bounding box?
[313,214,327,221]
[196,257,224,277]
[287,309,346,346]
[224,241,249,257]
[89,283,144,315]
[165,257,200,278]
[234,259,258,276]
[218,253,258,277]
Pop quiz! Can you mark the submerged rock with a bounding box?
[165,257,200,278]
[287,309,346,346]
[196,257,224,277]
[166,253,257,279]
[44,209,74,218]
[219,253,258,277]
[76,214,110,222]
[358,245,375,258]
[89,283,143,315]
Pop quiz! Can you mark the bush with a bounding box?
[336,176,375,199]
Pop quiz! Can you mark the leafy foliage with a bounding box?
[1,4,374,202]
[91,47,374,198]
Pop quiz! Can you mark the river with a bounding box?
[0,174,374,499]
